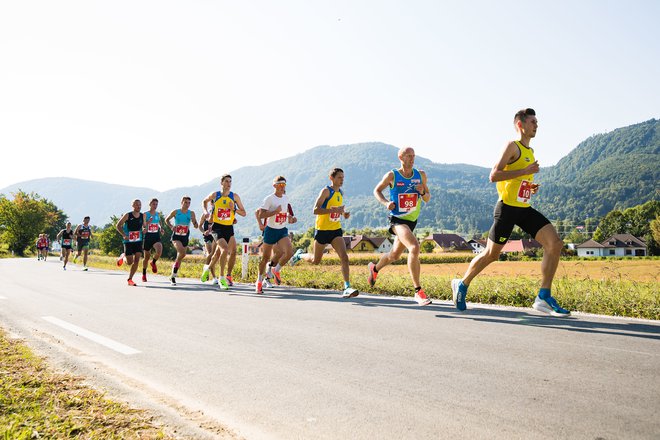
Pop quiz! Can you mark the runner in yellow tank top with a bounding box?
[290,168,358,298]
[451,108,570,317]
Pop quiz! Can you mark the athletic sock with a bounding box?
[415,286,422,292]
[258,274,264,282]
[344,281,350,289]
[538,288,551,299]
[373,266,379,273]
[275,263,282,272]
[142,268,146,275]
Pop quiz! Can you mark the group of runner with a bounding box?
[50,107,571,317]
[51,217,93,270]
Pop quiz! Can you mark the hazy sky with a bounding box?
[1,0,658,191]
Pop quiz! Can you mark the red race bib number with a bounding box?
[329,212,341,222]
[62,239,71,246]
[216,208,231,220]
[275,212,288,224]
[128,231,141,242]
[174,225,189,235]
[397,193,418,213]
[517,180,532,204]
[147,223,160,233]
[81,231,90,239]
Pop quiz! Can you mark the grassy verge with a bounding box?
[81,253,659,320]
[0,328,177,439]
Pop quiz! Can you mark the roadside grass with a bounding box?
[0,328,177,440]
[79,253,659,320]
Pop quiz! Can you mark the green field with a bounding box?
[78,253,660,320]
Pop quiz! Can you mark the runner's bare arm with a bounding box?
[233,194,247,217]
[312,188,333,215]
[115,213,129,240]
[202,193,214,216]
[190,211,199,229]
[374,171,395,210]
[489,141,539,183]
[418,170,431,203]
[164,210,176,230]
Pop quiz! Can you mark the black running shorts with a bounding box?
[488,200,551,245]
[314,228,343,245]
[388,215,417,235]
[211,223,234,243]
[171,233,189,247]
[124,241,143,256]
[143,233,161,252]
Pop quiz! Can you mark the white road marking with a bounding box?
[42,316,140,355]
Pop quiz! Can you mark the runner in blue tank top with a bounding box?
[141,198,163,282]
[165,196,199,285]
[368,147,432,306]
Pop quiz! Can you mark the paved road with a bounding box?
[1,258,659,439]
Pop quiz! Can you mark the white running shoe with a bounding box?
[342,287,359,298]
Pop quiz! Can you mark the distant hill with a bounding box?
[0,143,494,235]
[3,120,658,235]
[535,119,660,220]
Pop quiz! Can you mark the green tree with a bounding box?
[421,240,436,253]
[593,201,660,255]
[0,191,63,256]
[651,215,660,246]
[96,216,123,256]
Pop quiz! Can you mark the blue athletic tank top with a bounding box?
[389,168,423,221]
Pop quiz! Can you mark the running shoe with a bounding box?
[150,259,158,274]
[342,287,359,298]
[82,266,88,271]
[142,274,147,282]
[219,278,229,290]
[414,289,432,306]
[63,266,66,271]
[255,281,263,294]
[212,278,219,285]
[266,262,274,279]
[201,265,210,282]
[116,254,125,267]
[271,268,282,285]
[170,277,176,286]
[263,278,273,288]
[127,279,136,286]
[532,295,571,317]
[59,256,63,261]
[226,275,234,286]
[367,262,378,287]
[290,249,304,266]
[451,279,467,311]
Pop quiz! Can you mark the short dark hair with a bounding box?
[181,196,191,203]
[150,198,158,204]
[83,216,90,220]
[330,168,344,178]
[273,175,286,184]
[514,108,536,124]
[221,174,232,182]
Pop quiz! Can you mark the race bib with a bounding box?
[62,239,71,246]
[329,212,341,222]
[517,180,532,204]
[128,231,141,242]
[147,223,160,233]
[275,212,288,225]
[216,208,231,220]
[174,225,189,235]
[397,193,418,213]
[80,231,90,239]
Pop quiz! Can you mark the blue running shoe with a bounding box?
[532,295,571,317]
[290,249,304,266]
[451,279,467,311]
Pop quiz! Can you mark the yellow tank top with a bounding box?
[496,141,535,208]
[212,191,235,226]
[315,186,343,231]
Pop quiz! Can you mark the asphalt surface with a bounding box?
[1,258,659,439]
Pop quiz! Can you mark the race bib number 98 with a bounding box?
[175,225,189,235]
[397,193,418,213]
[128,231,141,242]
[517,180,532,204]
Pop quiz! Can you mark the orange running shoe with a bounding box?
[127,279,136,286]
